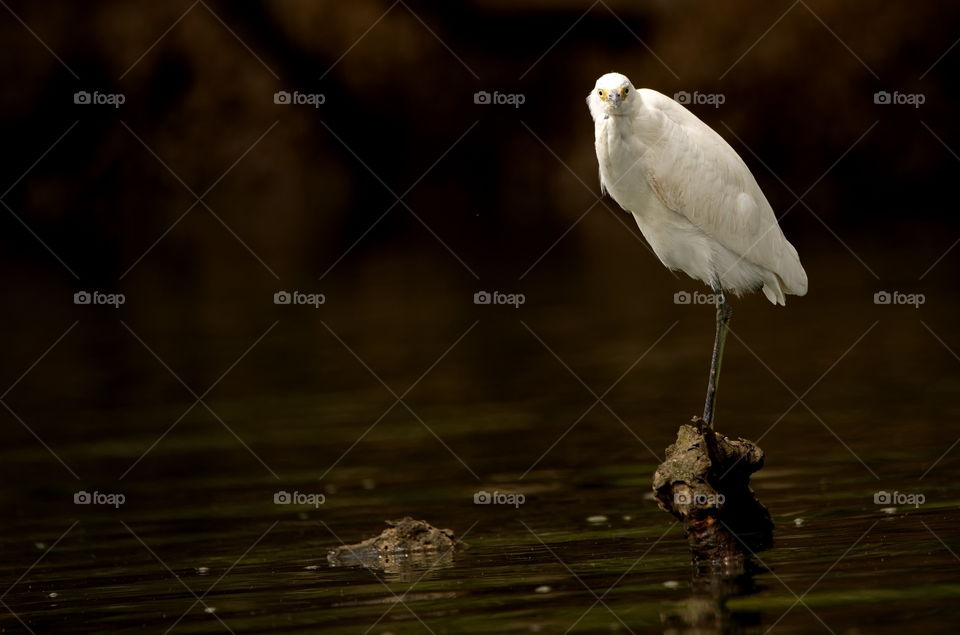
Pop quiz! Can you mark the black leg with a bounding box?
[702,292,732,429]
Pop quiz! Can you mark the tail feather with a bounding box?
[777,239,808,297]
[762,280,786,306]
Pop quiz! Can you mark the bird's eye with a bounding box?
[623,87,629,95]
[597,89,603,96]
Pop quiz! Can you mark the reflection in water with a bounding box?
[327,545,456,583]
[662,558,765,634]
[330,590,459,608]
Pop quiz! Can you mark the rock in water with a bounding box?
[326,517,458,572]
[652,420,773,565]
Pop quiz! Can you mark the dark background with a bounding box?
[3,0,958,285]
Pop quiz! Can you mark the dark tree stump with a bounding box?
[653,419,773,565]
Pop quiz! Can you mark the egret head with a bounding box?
[587,72,636,118]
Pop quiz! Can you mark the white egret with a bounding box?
[587,72,807,427]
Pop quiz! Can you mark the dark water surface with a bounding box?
[2,246,959,633]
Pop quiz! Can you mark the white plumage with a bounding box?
[587,72,807,305]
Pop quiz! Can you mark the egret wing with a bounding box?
[634,89,806,294]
